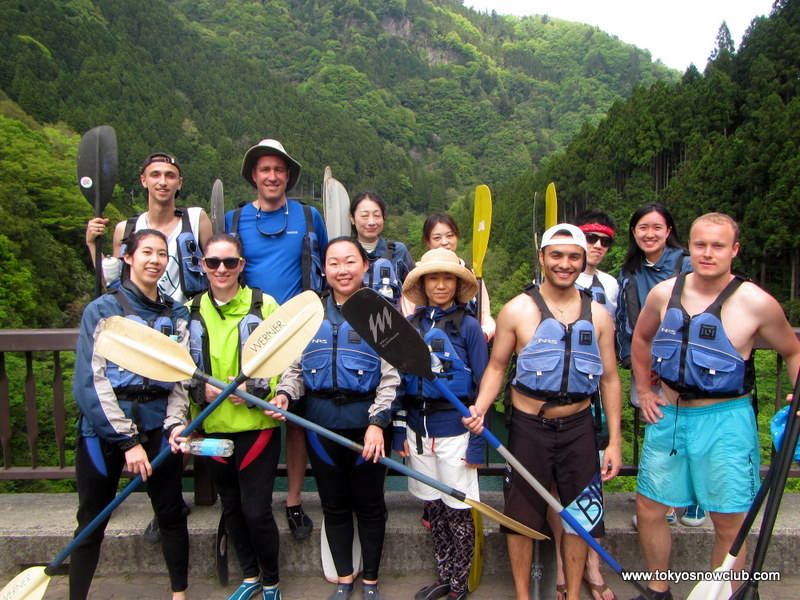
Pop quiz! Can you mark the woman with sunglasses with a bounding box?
[181,233,284,600]
[270,237,401,600]
[71,229,190,600]
[349,191,414,305]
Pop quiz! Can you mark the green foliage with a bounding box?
[491,0,800,301]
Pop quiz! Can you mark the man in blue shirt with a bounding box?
[227,139,328,539]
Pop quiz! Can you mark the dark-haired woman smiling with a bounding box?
[270,237,401,600]
[71,229,190,600]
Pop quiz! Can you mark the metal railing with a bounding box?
[2,328,798,504]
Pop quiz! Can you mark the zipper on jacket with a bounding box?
[331,323,339,392]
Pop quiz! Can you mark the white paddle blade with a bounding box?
[324,177,351,239]
[96,316,195,382]
[240,290,323,379]
[685,554,737,600]
[0,566,49,600]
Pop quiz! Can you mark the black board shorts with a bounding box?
[501,406,605,538]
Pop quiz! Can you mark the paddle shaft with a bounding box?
[46,371,243,573]
[731,375,800,599]
[199,373,468,503]
[428,378,624,570]
[195,373,542,537]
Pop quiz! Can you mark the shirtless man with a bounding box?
[464,224,622,600]
[630,212,800,600]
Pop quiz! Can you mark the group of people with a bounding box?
[74,138,799,600]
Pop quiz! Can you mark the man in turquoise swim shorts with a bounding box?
[630,212,800,600]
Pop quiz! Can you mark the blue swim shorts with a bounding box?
[637,396,759,513]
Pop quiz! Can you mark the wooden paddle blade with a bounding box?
[323,177,351,239]
[240,290,323,379]
[464,498,547,540]
[341,288,432,378]
[472,184,492,278]
[467,508,484,592]
[545,182,557,230]
[0,566,49,600]
[77,125,118,214]
[96,316,196,382]
[210,178,225,234]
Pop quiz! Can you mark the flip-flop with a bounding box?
[583,577,616,600]
[556,583,567,600]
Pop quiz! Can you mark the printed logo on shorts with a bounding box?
[699,324,717,340]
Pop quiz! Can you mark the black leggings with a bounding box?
[306,428,387,581]
[69,431,188,600]
[204,428,281,585]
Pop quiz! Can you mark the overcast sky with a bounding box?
[464,0,776,71]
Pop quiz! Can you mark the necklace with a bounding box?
[540,292,577,320]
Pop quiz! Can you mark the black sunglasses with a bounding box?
[203,256,243,270]
[585,233,613,248]
[255,203,289,237]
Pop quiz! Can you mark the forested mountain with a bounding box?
[489,0,800,311]
[1,0,796,328]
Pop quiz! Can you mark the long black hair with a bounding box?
[621,203,684,274]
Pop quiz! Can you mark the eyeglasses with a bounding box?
[202,256,243,270]
[585,233,613,248]
[255,203,289,237]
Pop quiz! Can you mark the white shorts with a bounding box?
[406,428,479,509]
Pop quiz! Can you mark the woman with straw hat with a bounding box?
[395,248,489,600]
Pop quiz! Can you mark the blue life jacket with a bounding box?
[577,274,610,312]
[118,207,208,298]
[189,287,270,403]
[404,307,474,413]
[302,308,382,404]
[651,274,753,399]
[106,288,175,399]
[512,284,603,410]
[230,201,325,294]
[363,243,402,305]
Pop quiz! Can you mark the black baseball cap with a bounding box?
[140,152,182,176]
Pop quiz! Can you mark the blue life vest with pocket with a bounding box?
[302,312,382,403]
[577,274,610,314]
[119,207,207,298]
[105,288,175,399]
[188,287,270,403]
[363,243,402,305]
[651,274,753,399]
[512,284,603,406]
[404,307,474,412]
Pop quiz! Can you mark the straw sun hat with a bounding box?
[402,248,479,306]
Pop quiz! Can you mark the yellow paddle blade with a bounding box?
[545,182,558,231]
[97,315,196,382]
[464,498,548,540]
[472,184,492,278]
[0,566,49,600]
[467,508,484,592]
[241,290,323,379]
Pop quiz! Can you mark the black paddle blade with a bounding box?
[728,582,758,599]
[77,125,118,214]
[341,288,432,378]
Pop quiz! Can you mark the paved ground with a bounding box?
[17,569,799,599]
